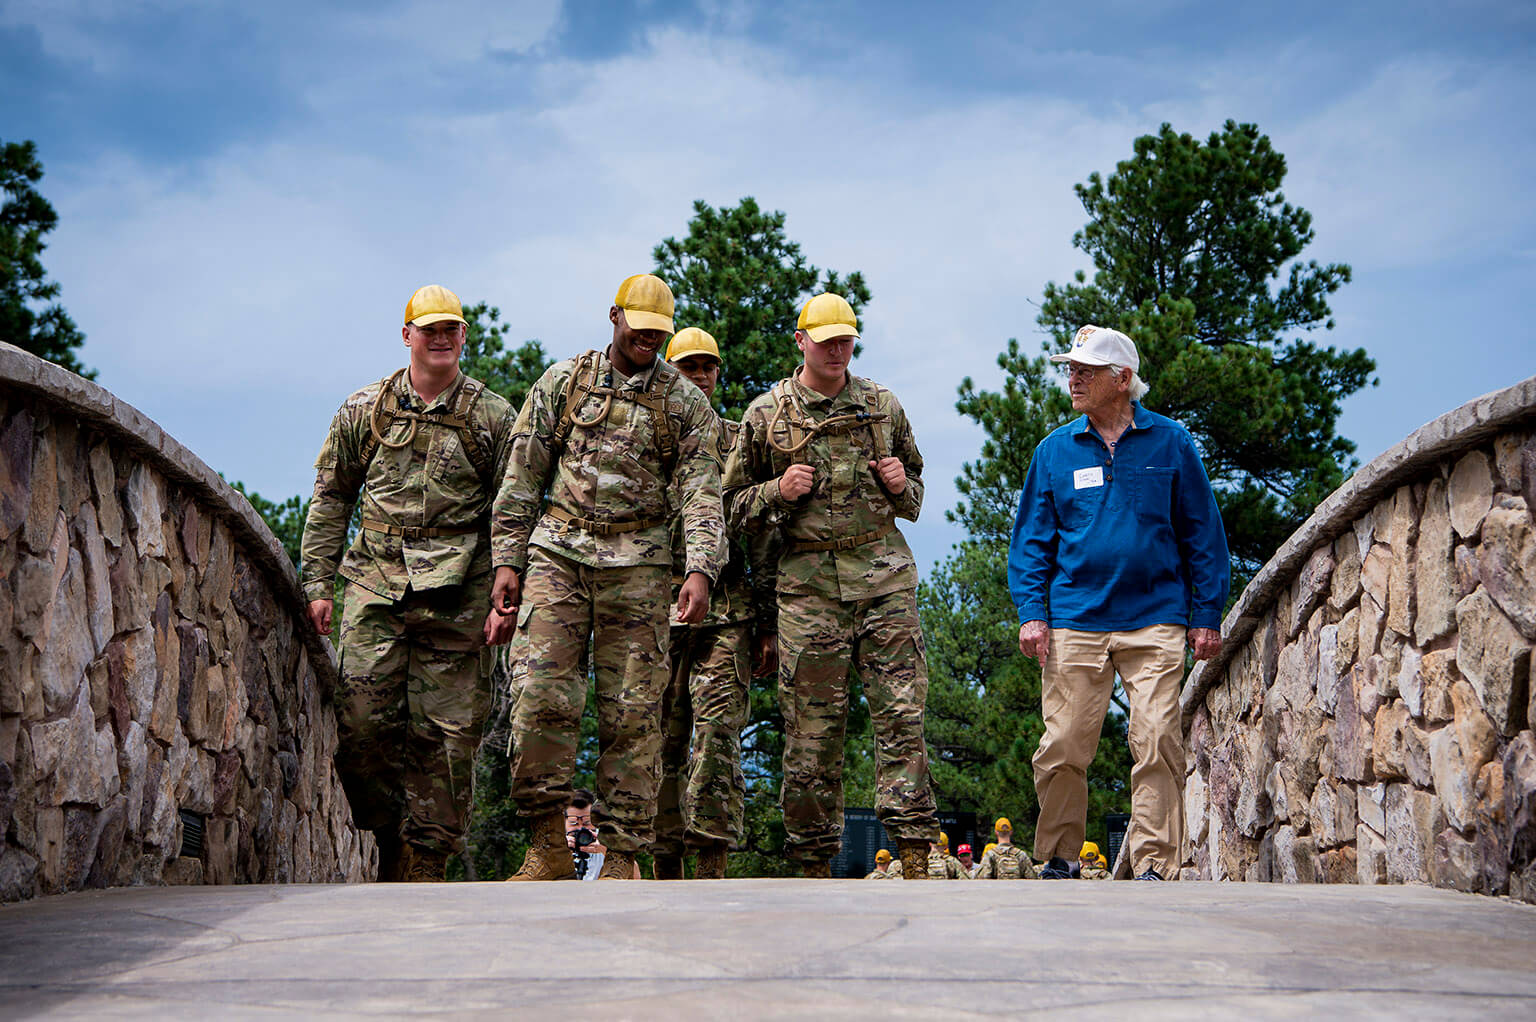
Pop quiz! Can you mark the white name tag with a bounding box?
[1073,466,1105,490]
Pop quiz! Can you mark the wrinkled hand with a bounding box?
[778,464,815,501]
[869,456,906,494]
[1018,620,1049,663]
[307,599,333,636]
[1189,627,1222,661]
[491,566,522,617]
[753,634,779,678]
[676,572,710,625]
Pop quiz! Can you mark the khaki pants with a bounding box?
[1032,623,1187,877]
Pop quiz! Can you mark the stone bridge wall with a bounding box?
[0,342,375,901]
[1181,376,1536,900]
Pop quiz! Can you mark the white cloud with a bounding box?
[35,15,1536,572]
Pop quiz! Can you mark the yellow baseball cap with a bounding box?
[995,817,1012,833]
[796,292,859,343]
[404,285,466,327]
[666,327,720,363]
[875,849,892,863]
[614,274,675,335]
[939,831,949,850]
[1080,842,1100,859]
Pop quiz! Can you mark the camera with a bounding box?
[571,827,596,878]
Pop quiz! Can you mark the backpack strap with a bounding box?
[547,350,679,477]
[362,370,496,493]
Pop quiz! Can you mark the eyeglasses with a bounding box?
[1065,364,1111,380]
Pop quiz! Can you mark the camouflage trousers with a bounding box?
[336,576,491,857]
[507,546,670,853]
[778,587,938,862]
[654,620,751,855]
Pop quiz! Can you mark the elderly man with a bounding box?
[301,284,516,882]
[490,274,725,882]
[1010,325,1229,882]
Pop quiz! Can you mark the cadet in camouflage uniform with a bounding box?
[301,285,516,882]
[489,275,726,882]
[653,328,762,881]
[865,848,902,879]
[723,293,939,880]
[1078,841,1111,880]
[975,817,1039,879]
[925,832,969,879]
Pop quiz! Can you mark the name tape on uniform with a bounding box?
[1073,466,1105,490]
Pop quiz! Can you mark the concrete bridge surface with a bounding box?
[2,880,1533,1019]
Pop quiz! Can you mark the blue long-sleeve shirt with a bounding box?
[1008,403,1230,632]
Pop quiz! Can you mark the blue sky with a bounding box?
[3,0,1533,576]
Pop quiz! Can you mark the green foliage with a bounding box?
[1037,120,1376,584]
[1,139,92,378]
[228,481,308,567]
[653,197,871,419]
[458,301,552,412]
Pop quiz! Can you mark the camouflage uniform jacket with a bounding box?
[976,844,1039,879]
[723,372,923,615]
[865,861,903,879]
[301,370,515,602]
[925,850,969,879]
[491,349,725,580]
[1080,863,1111,880]
[668,416,761,628]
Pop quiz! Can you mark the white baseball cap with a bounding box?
[1049,325,1139,373]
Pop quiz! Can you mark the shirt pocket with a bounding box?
[1052,466,1101,529]
[1133,468,1176,525]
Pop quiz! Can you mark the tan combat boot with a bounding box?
[597,850,637,879]
[695,844,728,879]
[897,840,929,880]
[652,853,685,880]
[405,846,449,882]
[801,860,832,878]
[506,812,577,881]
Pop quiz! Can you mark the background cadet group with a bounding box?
[300,274,1228,884]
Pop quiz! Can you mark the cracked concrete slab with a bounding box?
[2,880,1534,1018]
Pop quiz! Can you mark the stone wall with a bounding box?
[0,342,375,901]
[1181,375,1536,899]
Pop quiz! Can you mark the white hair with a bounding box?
[1108,364,1149,402]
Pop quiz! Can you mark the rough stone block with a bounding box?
[1336,665,1375,782]
[1357,782,1387,836]
[1330,529,1361,614]
[1449,678,1499,769]
[37,546,94,717]
[1433,827,1479,892]
[162,856,204,886]
[1358,590,1385,662]
[1235,731,1274,837]
[1272,825,1318,884]
[1337,605,1359,672]
[73,502,113,655]
[1415,476,1457,645]
[1186,769,1208,847]
[1371,701,1411,781]
[22,428,58,556]
[1449,450,1493,539]
[1385,783,1445,884]
[1310,778,1357,850]
[1404,718,1434,788]
[1386,486,1417,637]
[29,685,120,808]
[125,463,166,558]
[1455,587,1532,736]
[1476,504,1536,640]
[1360,543,1390,612]
[1292,546,1334,639]
[1357,823,1388,885]
[1430,727,1478,832]
[1321,845,1358,885]
[1317,624,1341,714]
[1493,431,1526,493]
[1504,731,1536,873]
[1421,649,1459,724]
[87,441,121,548]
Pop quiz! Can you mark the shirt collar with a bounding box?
[603,347,660,391]
[1073,401,1148,436]
[398,369,464,412]
[789,367,858,411]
